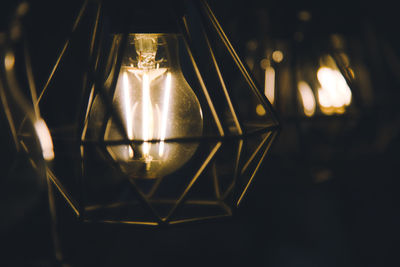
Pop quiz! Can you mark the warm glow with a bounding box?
[34,119,54,160]
[122,72,133,139]
[246,39,258,51]
[272,50,284,63]
[317,66,352,115]
[103,34,203,179]
[264,66,275,104]
[256,104,266,116]
[142,72,152,161]
[16,2,29,17]
[348,67,355,79]
[122,71,134,158]
[298,81,316,117]
[260,58,269,70]
[159,72,172,157]
[5,52,15,71]
[298,10,312,21]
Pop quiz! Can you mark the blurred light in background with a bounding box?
[297,10,312,22]
[262,59,276,105]
[272,50,284,63]
[298,81,316,117]
[4,52,15,70]
[317,66,352,115]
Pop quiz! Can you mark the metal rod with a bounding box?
[77,0,102,219]
[165,142,222,222]
[212,162,221,199]
[180,16,225,137]
[47,169,80,216]
[0,73,19,150]
[198,0,280,127]
[78,125,280,144]
[202,23,243,135]
[47,176,64,264]
[169,214,231,225]
[78,0,102,139]
[37,0,89,105]
[23,37,40,119]
[221,139,243,200]
[240,131,272,175]
[237,131,278,206]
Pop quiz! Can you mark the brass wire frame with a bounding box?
[33,0,279,226]
[0,5,63,260]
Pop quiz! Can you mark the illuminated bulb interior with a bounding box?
[141,72,151,163]
[159,72,172,157]
[103,34,203,178]
[122,72,134,158]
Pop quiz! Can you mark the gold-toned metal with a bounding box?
[237,131,278,206]
[202,26,243,135]
[181,27,225,137]
[37,0,89,105]
[200,0,279,128]
[36,0,279,226]
[164,142,222,221]
[47,169,80,216]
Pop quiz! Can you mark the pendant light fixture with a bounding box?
[36,0,279,226]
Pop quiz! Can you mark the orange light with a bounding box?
[4,52,15,71]
[317,66,352,115]
[298,81,316,117]
[272,50,284,63]
[34,119,54,160]
[264,65,275,105]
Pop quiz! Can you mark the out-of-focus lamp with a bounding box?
[237,7,374,173]
[0,2,54,231]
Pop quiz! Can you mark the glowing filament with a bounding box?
[142,73,152,158]
[159,72,172,156]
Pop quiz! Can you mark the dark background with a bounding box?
[1,0,400,266]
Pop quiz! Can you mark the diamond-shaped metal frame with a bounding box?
[35,0,279,226]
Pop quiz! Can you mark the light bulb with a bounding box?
[104,34,203,179]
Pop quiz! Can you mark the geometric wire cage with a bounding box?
[247,37,358,120]
[241,10,361,120]
[236,7,368,167]
[39,0,279,226]
[291,34,359,119]
[247,10,365,156]
[0,2,50,231]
